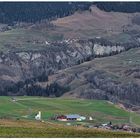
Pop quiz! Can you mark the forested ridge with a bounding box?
[0,2,140,24]
[96,2,140,13]
[0,2,91,24]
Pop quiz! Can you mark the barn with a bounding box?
[56,114,86,121]
[66,114,81,121]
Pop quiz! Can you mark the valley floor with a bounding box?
[0,96,140,125]
[0,96,139,137]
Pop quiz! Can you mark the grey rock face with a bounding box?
[0,38,138,96]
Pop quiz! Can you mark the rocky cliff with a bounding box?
[44,47,140,109]
[0,38,134,82]
[0,38,139,100]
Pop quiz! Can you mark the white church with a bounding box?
[35,111,41,120]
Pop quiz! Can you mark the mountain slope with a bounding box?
[46,47,140,109]
[0,7,140,102]
[52,6,140,43]
[0,5,140,53]
[0,4,139,109]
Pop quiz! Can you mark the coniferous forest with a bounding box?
[0,2,140,24]
[0,2,91,24]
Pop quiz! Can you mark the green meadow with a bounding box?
[0,96,139,137]
[0,96,139,126]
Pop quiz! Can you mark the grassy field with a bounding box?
[0,27,64,52]
[0,119,140,137]
[0,96,140,126]
[0,96,139,137]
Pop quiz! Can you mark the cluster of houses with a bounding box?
[34,111,140,133]
[34,111,93,122]
[90,123,140,133]
[88,122,129,130]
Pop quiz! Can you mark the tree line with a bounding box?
[95,2,140,13]
[0,72,69,97]
[1,2,140,24]
[0,2,91,24]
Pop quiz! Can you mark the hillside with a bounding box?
[0,5,140,53]
[46,47,140,109]
[52,6,140,43]
[0,6,139,107]
[0,3,139,112]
